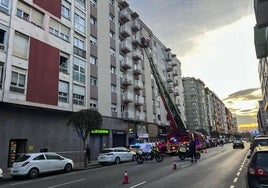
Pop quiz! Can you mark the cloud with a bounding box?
[223,88,261,131]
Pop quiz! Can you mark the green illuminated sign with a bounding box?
[90,129,109,134]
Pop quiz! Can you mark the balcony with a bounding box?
[173,70,178,76]
[166,64,173,72]
[174,91,179,96]
[254,26,268,58]
[167,85,174,93]
[120,25,131,38]
[120,40,131,54]
[121,75,133,86]
[132,34,141,46]
[174,80,179,86]
[122,92,134,103]
[172,60,177,67]
[131,20,141,32]
[118,0,129,9]
[133,49,142,60]
[167,76,173,83]
[133,64,142,75]
[133,80,143,90]
[120,56,132,69]
[166,52,172,61]
[254,0,268,27]
[119,9,131,23]
[134,97,144,106]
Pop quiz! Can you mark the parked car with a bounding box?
[246,145,268,188]
[0,168,3,179]
[250,137,268,155]
[10,152,74,179]
[233,139,244,149]
[97,147,136,165]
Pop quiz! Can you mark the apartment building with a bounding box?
[183,77,233,138]
[0,0,185,170]
[254,0,268,134]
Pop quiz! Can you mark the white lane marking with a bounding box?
[230,185,235,188]
[233,177,238,183]
[182,163,192,168]
[239,168,242,171]
[47,178,86,188]
[236,172,240,176]
[129,181,146,188]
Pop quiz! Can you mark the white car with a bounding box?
[0,168,3,179]
[10,152,74,179]
[97,147,136,165]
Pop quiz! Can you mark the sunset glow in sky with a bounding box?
[128,0,261,131]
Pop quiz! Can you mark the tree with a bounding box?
[67,109,103,167]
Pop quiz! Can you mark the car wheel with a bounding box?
[115,157,120,165]
[28,168,39,179]
[64,163,72,173]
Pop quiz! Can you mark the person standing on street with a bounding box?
[86,144,91,163]
[189,138,197,162]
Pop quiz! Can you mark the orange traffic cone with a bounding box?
[122,170,129,184]
[173,162,177,170]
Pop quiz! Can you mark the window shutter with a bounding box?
[31,8,44,27]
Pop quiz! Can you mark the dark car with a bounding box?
[250,137,268,155]
[233,139,244,149]
[246,146,268,188]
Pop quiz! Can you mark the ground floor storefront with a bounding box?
[0,103,164,171]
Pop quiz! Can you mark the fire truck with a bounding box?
[141,38,205,154]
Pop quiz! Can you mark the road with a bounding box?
[0,142,250,188]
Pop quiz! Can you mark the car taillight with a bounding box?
[22,161,30,167]
[248,166,267,176]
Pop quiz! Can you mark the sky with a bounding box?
[127,0,261,132]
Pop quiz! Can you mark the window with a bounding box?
[74,36,85,50]
[110,66,116,74]
[73,57,85,84]
[109,13,114,23]
[110,48,115,56]
[90,55,97,65]
[49,19,70,41]
[76,0,85,10]
[90,15,97,26]
[59,53,69,74]
[109,30,115,39]
[74,13,85,34]
[111,85,116,93]
[10,67,26,94]
[13,32,29,59]
[90,0,97,7]
[61,0,71,19]
[58,81,69,103]
[111,104,117,112]
[90,99,97,108]
[16,2,44,27]
[0,28,6,51]
[90,76,97,87]
[0,0,9,10]
[0,62,3,89]
[90,35,97,45]
[73,85,85,106]
[45,154,61,160]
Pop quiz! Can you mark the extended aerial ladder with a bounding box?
[141,40,188,140]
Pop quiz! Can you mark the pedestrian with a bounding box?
[86,144,91,163]
[189,138,197,162]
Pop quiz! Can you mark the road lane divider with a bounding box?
[47,178,86,188]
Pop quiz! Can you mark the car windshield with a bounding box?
[15,154,31,162]
[256,152,268,167]
[234,140,242,143]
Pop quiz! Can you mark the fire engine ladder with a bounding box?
[143,47,187,134]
